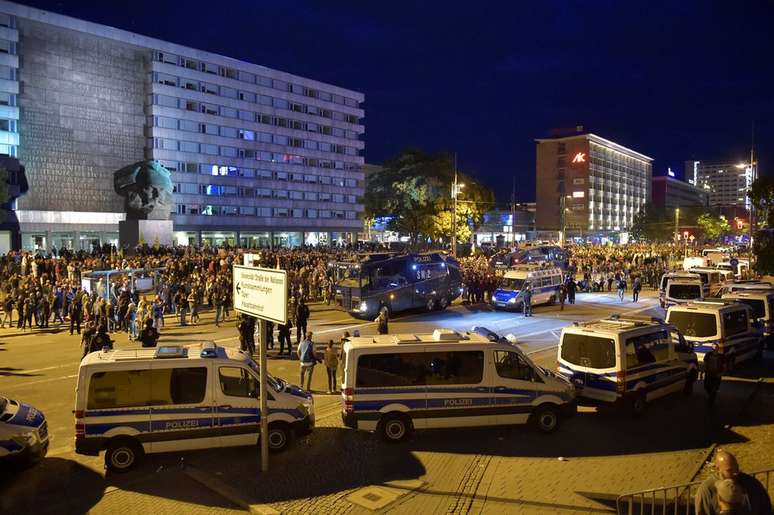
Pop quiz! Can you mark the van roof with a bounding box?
[503,266,561,278]
[344,329,493,350]
[562,315,668,337]
[667,300,744,313]
[79,342,249,366]
[723,291,774,300]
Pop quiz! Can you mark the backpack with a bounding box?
[300,341,315,363]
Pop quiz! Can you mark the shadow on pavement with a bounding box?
[0,457,104,514]
[0,366,40,377]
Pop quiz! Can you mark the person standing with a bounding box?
[295,298,309,345]
[617,276,626,302]
[522,285,533,317]
[1,295,13,328]
[153,297,165,330]
[324,340,338,394]
[375,309,389,334]
[69,294,82,335]
[139,318,160,348]
[297,331,318,391]
[703,348,725,407]
[558,283,566,311]
[278,318,293,357]
[695,450,771,515]
[632,276,642,303]
[567,279,576,304]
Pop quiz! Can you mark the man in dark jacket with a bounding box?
[139,319,160,348]
[278,318,293,356]
[295,299,309,344]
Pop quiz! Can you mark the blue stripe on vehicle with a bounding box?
[0,439,25,452]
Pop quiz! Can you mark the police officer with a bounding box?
[522,284,533,317]
[703,348,724,407]
[375,309,389,334]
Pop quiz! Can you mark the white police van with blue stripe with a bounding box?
[557,315,698,415]
[74,342,314,472]
[340,328,576,442]
[1,397,49,465]
[666,300,764,371]
[491,265,562,310]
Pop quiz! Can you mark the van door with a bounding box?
[622,330,684,402]
[424,348,489,428]
[215,365,262,447]
[148,364,213,453]
[491,350,537,425]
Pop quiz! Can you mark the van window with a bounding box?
[494,351,534,381]
[87,368,207,409]
[560,334,616,369]
[219,367,258,397]
[667,312,717,338]
[668,284,702,300]
[735,299,765,320]
[722,310,748,337]
[356,352,427,387]
[500,277,525,290]
[427,351,483,385]
[625,331,670,369]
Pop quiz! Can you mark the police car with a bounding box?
[74,342,314,472]
[490,265,563,310]
[557,315,698,415]
[0,397,49,465]
[340,328,576,441]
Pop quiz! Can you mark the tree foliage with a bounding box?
[753,229,774,275]
[364,149,495,246]
[630,204,674,242]
[748,176,774,229]
[696,213,730,241]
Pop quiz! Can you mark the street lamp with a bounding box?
[674,208,680,243]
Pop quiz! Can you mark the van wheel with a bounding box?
[426,298,436,312]
[105,438,143,473]
[531,404,560,433]
[379,413,412,442]
[630,392,647,417]
[267,423,291,452]
[439,296,449,310]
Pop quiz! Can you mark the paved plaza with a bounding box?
[1,290,772,514]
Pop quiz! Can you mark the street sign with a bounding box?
[243,252,258,267]
[232,264,288,474]
[730,258,739,267]
[233,265,287,325]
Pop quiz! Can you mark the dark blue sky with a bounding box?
[23,0,774,202]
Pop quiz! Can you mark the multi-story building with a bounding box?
[686,160,754,211]
[0,1,365,251]
[651,174,708,209]
[535,132,652,239]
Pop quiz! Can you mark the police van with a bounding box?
[717,281,773,297]
[665,300,763,370]
[664,276,704,308]
[722,290,774,343]
[1,397,49,465]
[490,265,563,310]
[340,328,576,441]
[74,342,314,471]
[557,315,698,415]
[688,268,726,297]
[659,271,700,307]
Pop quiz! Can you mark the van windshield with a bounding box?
[736,299,765,319]
[668,284,702,299]
[560,333,616,369]
[499,278,525,290]
[667,311,717,338]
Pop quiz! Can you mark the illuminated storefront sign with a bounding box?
[571,152,586,164]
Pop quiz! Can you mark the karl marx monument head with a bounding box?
[114,160,173,219]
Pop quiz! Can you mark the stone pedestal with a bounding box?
[119,219,173,250]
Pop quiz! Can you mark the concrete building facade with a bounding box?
[686,160,753,212]
[0,1,365,251]
[651,175,708,209]
[536,132,652,239]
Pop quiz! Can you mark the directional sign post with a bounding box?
[233,265,287,472]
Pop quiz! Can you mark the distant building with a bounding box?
[651,175,708,209]
[536,131,652,239]
[474,206,535,246]
[686,160,753,211]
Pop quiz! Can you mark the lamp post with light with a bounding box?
[451,169,464,257]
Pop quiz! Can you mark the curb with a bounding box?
[182,465,280,514]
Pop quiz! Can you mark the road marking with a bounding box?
[10,364,76,374]
[3,374,77,389]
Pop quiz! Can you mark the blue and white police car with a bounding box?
[0,396,49,465]
[490,265,563,310]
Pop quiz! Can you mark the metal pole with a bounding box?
[674,208,679,242]
[749,121,755,262]
[452,154,458,257]
[259,318,269,472]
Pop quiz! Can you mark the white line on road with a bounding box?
[3,374,77,390]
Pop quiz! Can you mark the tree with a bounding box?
[630,204,673,242]
[696,213,730,241]
[364,149,494,246]
[753,229,774,275]
[748,176,774,229]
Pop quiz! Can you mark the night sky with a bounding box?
[21,0,774,202]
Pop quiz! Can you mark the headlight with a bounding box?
[358,301,367,312]
[508,297,517,304]
[296,403,309,417]
[491,294,496,302]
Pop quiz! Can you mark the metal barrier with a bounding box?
[616,467,773,515]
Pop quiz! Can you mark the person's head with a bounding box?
[343,331,351,339]
[144,319,153,328]
[306,330,313,340]
[327,340,334,348]
[715,450,740,480]
[715,478,744,510]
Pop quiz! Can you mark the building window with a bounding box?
[274,208,289,217]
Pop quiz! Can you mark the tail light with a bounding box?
[342,387,354,414]
[616,371,626,394]
[74,410,84,419]
[74,410,85,437]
